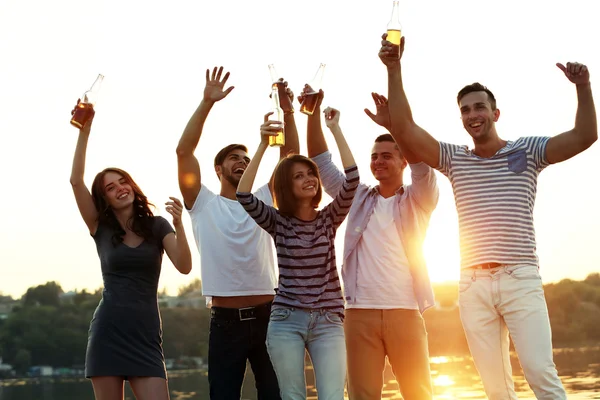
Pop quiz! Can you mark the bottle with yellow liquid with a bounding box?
[71,74,104,129]
[269,86,285,147]
[386,0,402,52]
[300,63,325,116]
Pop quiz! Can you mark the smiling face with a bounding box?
[272,154,323,216]
[458,90,500,142]
[102,171,135,210]
[216,149,251,188]
[290,162,320,201]
[370,140,406,182]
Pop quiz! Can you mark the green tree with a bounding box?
[13,349,31,374]
[22,281,64,307]
[178,278,202,297]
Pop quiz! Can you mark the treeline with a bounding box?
[1,274,600,374]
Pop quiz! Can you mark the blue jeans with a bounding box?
[266,307,347,400]
[208,303,281,400]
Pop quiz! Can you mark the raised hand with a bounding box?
[204,66,235,103]
[71,98,95,132]
[323,107,341,129]
[166,197,184,226]
[364,92,391,130]
[260,112,283,145]
[379,33,404,68]
[271,78,295,112]
[297,85,324,110]
[556,62,590,86]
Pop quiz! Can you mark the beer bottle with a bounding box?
[300,63,325,116]
[71,74,104,129]
[268,64,293,114]
[269,86,285,147]
[386,1,402,51]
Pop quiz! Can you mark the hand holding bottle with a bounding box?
[260,112,284,147]
[71,98,95,132]
[297,85,324,114]
[379,33,404,68]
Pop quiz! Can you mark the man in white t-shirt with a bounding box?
[176,66,299,400]
[381,34,597,399]
[307,90,439,400]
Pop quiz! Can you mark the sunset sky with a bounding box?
[1,0,599,299]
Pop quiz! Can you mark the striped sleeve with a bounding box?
[323,165,360,230]
[437,141,464,176]
[523,136,551,172]
[236,192,278,236]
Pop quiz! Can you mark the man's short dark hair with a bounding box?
[457,83,497,110]
[374,133,395,144]
[214,144,248,167]
[374,133,403,158]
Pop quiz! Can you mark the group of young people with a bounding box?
[70,32,596,400]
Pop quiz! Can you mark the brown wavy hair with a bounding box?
[273,155,322,217]
[91,168,155,246]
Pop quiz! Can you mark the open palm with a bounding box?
[204,66,234,102]
[364,92,391,130]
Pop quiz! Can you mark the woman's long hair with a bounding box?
[91,168,155,246]
[272,155,322,217]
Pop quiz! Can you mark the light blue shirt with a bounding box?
[312,151,439,313]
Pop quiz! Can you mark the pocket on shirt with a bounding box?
[507,150,527,174]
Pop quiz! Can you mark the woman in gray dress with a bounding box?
[69,100,193,400]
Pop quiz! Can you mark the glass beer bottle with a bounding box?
[268,64,293,113]
[300,63,325,116]
[71,74,104,129]
[386,1,402,51]
[269,86,285,147]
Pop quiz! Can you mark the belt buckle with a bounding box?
[238,307,256,321]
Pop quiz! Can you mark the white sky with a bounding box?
[1,0,599,299]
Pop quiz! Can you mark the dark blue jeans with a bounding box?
[208,303,281,400]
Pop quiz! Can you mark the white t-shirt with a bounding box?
[188,183,277,303]
[352,194,418,310]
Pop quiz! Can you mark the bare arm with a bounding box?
[239,116,280,193]
[267,82,300,194]
[546,63,597,164]
[305,88,328,157]
[69,102,99,235]
[163,197,192,274]
[280,82,300,158]
[381,35,440,168]
[323,108,356,169]
[176,66,234,209]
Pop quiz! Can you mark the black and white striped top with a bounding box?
[437,137,550,269]
[237,165,359,316]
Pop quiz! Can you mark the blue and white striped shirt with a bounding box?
[437,137,550,269]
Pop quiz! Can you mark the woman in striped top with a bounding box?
[236,98,359,400]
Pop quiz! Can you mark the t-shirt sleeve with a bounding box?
[523,136,551,172]
[153,216,175,242]
[254,183,274,207]
[187,184,217,215]
[437,141,464,177]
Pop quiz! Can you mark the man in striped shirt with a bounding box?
[380,34,597,400]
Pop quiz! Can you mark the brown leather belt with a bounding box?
[470,262,502,270]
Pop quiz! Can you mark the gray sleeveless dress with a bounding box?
[85,216,174,379]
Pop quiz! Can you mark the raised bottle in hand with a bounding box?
[71,74,104,129]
